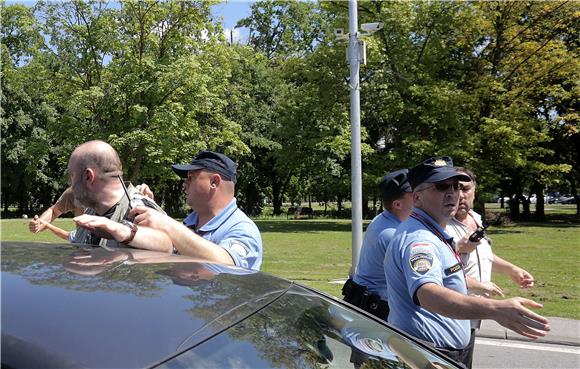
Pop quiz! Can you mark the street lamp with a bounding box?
[336,0,383,277]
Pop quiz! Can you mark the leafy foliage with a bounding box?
[1,0,578,219]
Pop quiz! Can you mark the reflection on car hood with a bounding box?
[1,242,291,368]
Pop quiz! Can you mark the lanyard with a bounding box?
[189,206,238,235]
[410,211,464,268]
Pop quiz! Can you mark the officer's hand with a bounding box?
[136,183,154,200]
[511,267,535,288]
[455,233,479,254]
[28,215,46,234]
[492,297,550,339]
[73,214,127,241]
[130,206,173,233]
[480,281,504,297]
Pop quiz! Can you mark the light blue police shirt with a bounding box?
[353,210,401,300]
[385,208,470,349]
[183,199,262,271]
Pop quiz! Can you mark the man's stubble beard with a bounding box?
[73,181,98,209]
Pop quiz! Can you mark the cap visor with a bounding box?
[425,168,471,183]
[171,164,205,178]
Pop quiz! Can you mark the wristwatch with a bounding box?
[120,220,138,245]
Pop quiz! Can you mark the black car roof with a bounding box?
[1,242,292,368]
[2,242,459,369]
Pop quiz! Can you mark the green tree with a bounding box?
[31,0,250,213]
[1,4,60,214]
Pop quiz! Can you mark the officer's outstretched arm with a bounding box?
[130,206,236,266]
[416,283,550,339]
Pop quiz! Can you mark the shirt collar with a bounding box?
[381,209,401,223]
[183,198,238,232]
[412,207,453,240]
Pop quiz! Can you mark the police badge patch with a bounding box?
[409,253,433,274]
[230,240,250,257]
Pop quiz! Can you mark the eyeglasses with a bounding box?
[184,174,195,184]
[420,182,463,192]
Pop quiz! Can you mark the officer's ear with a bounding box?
[209,173,221,189]
[413,191,423,208]
[392,199,402,210]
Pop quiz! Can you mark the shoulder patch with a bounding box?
[409,253,433,274]
[410,242,432,256]
[230,240,250,257]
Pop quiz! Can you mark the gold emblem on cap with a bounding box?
[434,159,446,167]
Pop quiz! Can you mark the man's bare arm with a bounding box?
[130,206,235,265]
[29,206,63,233]
[416,283,549,339]
[492,254,535,288]
[466,276,504,297]
[73,214,173,253]
[38,219,70,241]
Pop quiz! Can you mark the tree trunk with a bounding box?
[362,194,369,219]
[509,197,520,219]
[533,183,545,221]
[272,181,283,216]
[241,183,262,217]
[517,193,530,220]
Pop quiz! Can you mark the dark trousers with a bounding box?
[436,330,475,369]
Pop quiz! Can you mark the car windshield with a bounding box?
[159,285,456,369]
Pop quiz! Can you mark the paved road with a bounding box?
[473,337,580,369]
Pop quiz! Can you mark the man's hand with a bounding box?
[492,297,550,339]
[135,183,154,200]
[511,267,535,288]
[129,206,174,232]
[73,214,130,242]
[470,281,504,298]
[28,215,47,234]
[455,233,480,254]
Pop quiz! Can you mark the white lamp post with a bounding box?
[337,0,383,277]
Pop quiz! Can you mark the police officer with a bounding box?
[343,169,413,319]
[130,151,263,271]
[385,157,550,368]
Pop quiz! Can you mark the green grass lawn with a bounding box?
[2,205,579,319]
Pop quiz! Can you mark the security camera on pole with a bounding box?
[335,1,383,277]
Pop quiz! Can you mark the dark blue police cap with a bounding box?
[172,150,237,183]
[408,156,471,190]
[380,169,412,200]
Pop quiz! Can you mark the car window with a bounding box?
[158,285,457,369]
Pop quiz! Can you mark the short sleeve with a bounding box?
[55,188,78,215]
[217,222,262,271]
[401,240,443,303]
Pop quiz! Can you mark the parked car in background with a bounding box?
[557,195,577,204]
[1,242,459,369]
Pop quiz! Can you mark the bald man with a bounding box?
[68,140,172,252]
